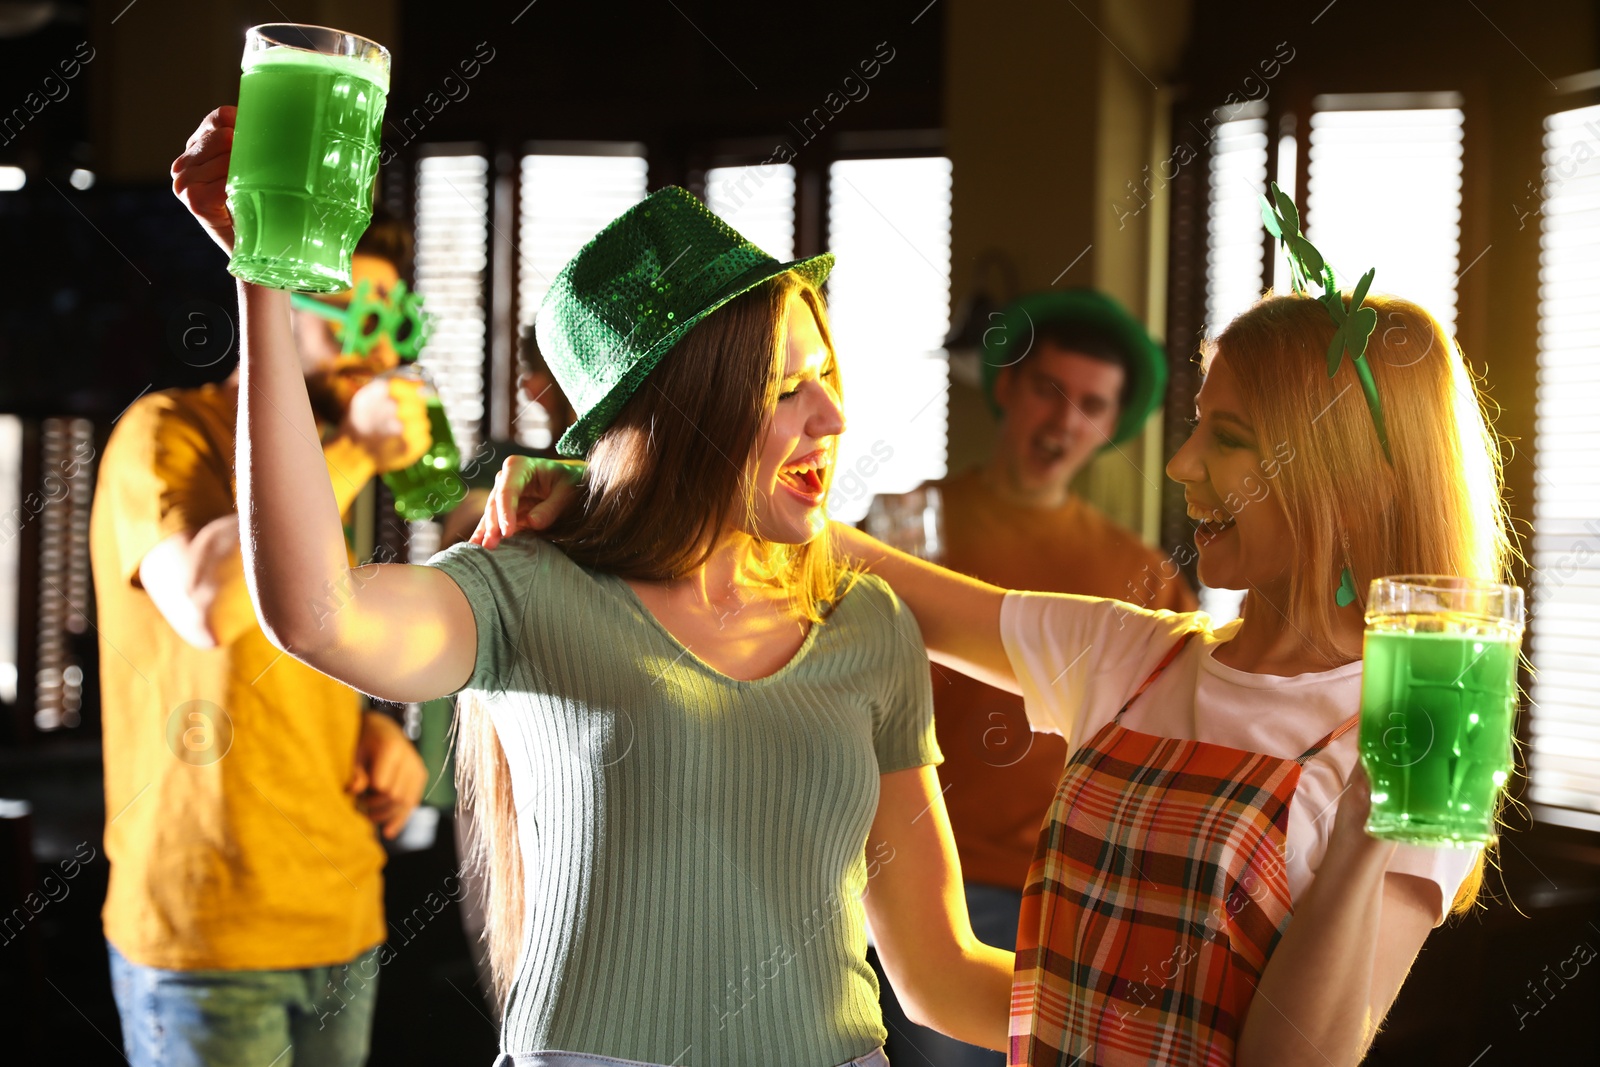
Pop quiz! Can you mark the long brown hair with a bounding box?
[542,272,850,621]
[456,270,856,1001]
[1210,292,1516,914]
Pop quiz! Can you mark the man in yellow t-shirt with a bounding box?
[872,290,1198,1067]
[91,229,431,1066]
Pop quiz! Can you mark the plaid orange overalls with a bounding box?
[1009,631,1360,1066]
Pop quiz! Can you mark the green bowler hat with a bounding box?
[536,186,834,457]
[981,289,1168,447]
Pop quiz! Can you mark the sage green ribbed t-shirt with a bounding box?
[426,533,941,1066]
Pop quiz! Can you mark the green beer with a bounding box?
[382,395,466,522]
[226,25,389,292]
[1359,578,1525,847]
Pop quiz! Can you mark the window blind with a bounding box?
[1306,97,1465,336]
[414,151,490,458]
[517,151,648,449]
[0,414,19,706]
[1199,104,1269,624]
[1205,102,1268,339]
[1528,102,1600,827]
[705,163,797,261]
[826,157,953,524]
[34,417,93,730]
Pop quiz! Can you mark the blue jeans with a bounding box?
[107,941,380,1067]
[878,882,1020,1067]
[493,1051,889,1067]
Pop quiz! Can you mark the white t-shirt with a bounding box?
[1000,591,1481,926]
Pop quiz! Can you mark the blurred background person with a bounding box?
[89,207,431,1067]
[871,289,1197,1067]
[439,325,576,550]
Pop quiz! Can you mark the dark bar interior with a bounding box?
[1,1,1598,1064]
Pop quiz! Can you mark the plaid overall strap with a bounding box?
[1110,629,1197,725]
[1296,711,1361,763]
[1010,631,1309,1067]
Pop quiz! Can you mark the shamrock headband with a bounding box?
[1259,182,1391,464]
[1257,181,1391,607]
[289,279,432,361]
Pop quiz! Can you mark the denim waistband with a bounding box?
[493,1047,889,1067]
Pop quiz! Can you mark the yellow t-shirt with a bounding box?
[90,382,386,970]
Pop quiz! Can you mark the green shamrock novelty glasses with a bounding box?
[289,279,432,361]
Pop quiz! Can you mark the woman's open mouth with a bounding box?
[779,454,828,505]
[1187,504,1237,546]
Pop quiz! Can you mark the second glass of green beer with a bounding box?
[380,364,465,522]
[226,24,389,292]
[1358,575,1525,847]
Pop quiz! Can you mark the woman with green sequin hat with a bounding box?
[174,107,1015,1067]
[535,185,834,458]
[477,184,1519,1066]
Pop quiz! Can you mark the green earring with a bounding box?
[1336,567,1359,608]
[1336,527,1361,609]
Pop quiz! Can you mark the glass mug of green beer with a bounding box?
[226,24,389,292]
[1359,576,1525,846]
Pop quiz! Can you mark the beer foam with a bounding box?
[241,47,389,95]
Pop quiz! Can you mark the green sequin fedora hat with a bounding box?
[535,186,834,457]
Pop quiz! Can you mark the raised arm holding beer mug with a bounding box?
[96,24,431,1067]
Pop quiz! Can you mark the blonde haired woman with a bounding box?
[841,293,1509,1067]
[481,291,1512,1066]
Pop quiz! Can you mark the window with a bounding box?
[0,415,19,705]
[1306,94,1465,337]
[1204,101,1268,339]
[414,150,490,458]
[517,150,649,448]
[1270,126,1299,295]
[825,157,953,523]
[1199,104,1269,623]
[1528,101,1600,828]
[705,163,796,260]
[34,417,93,731]
[405,144,953,516]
